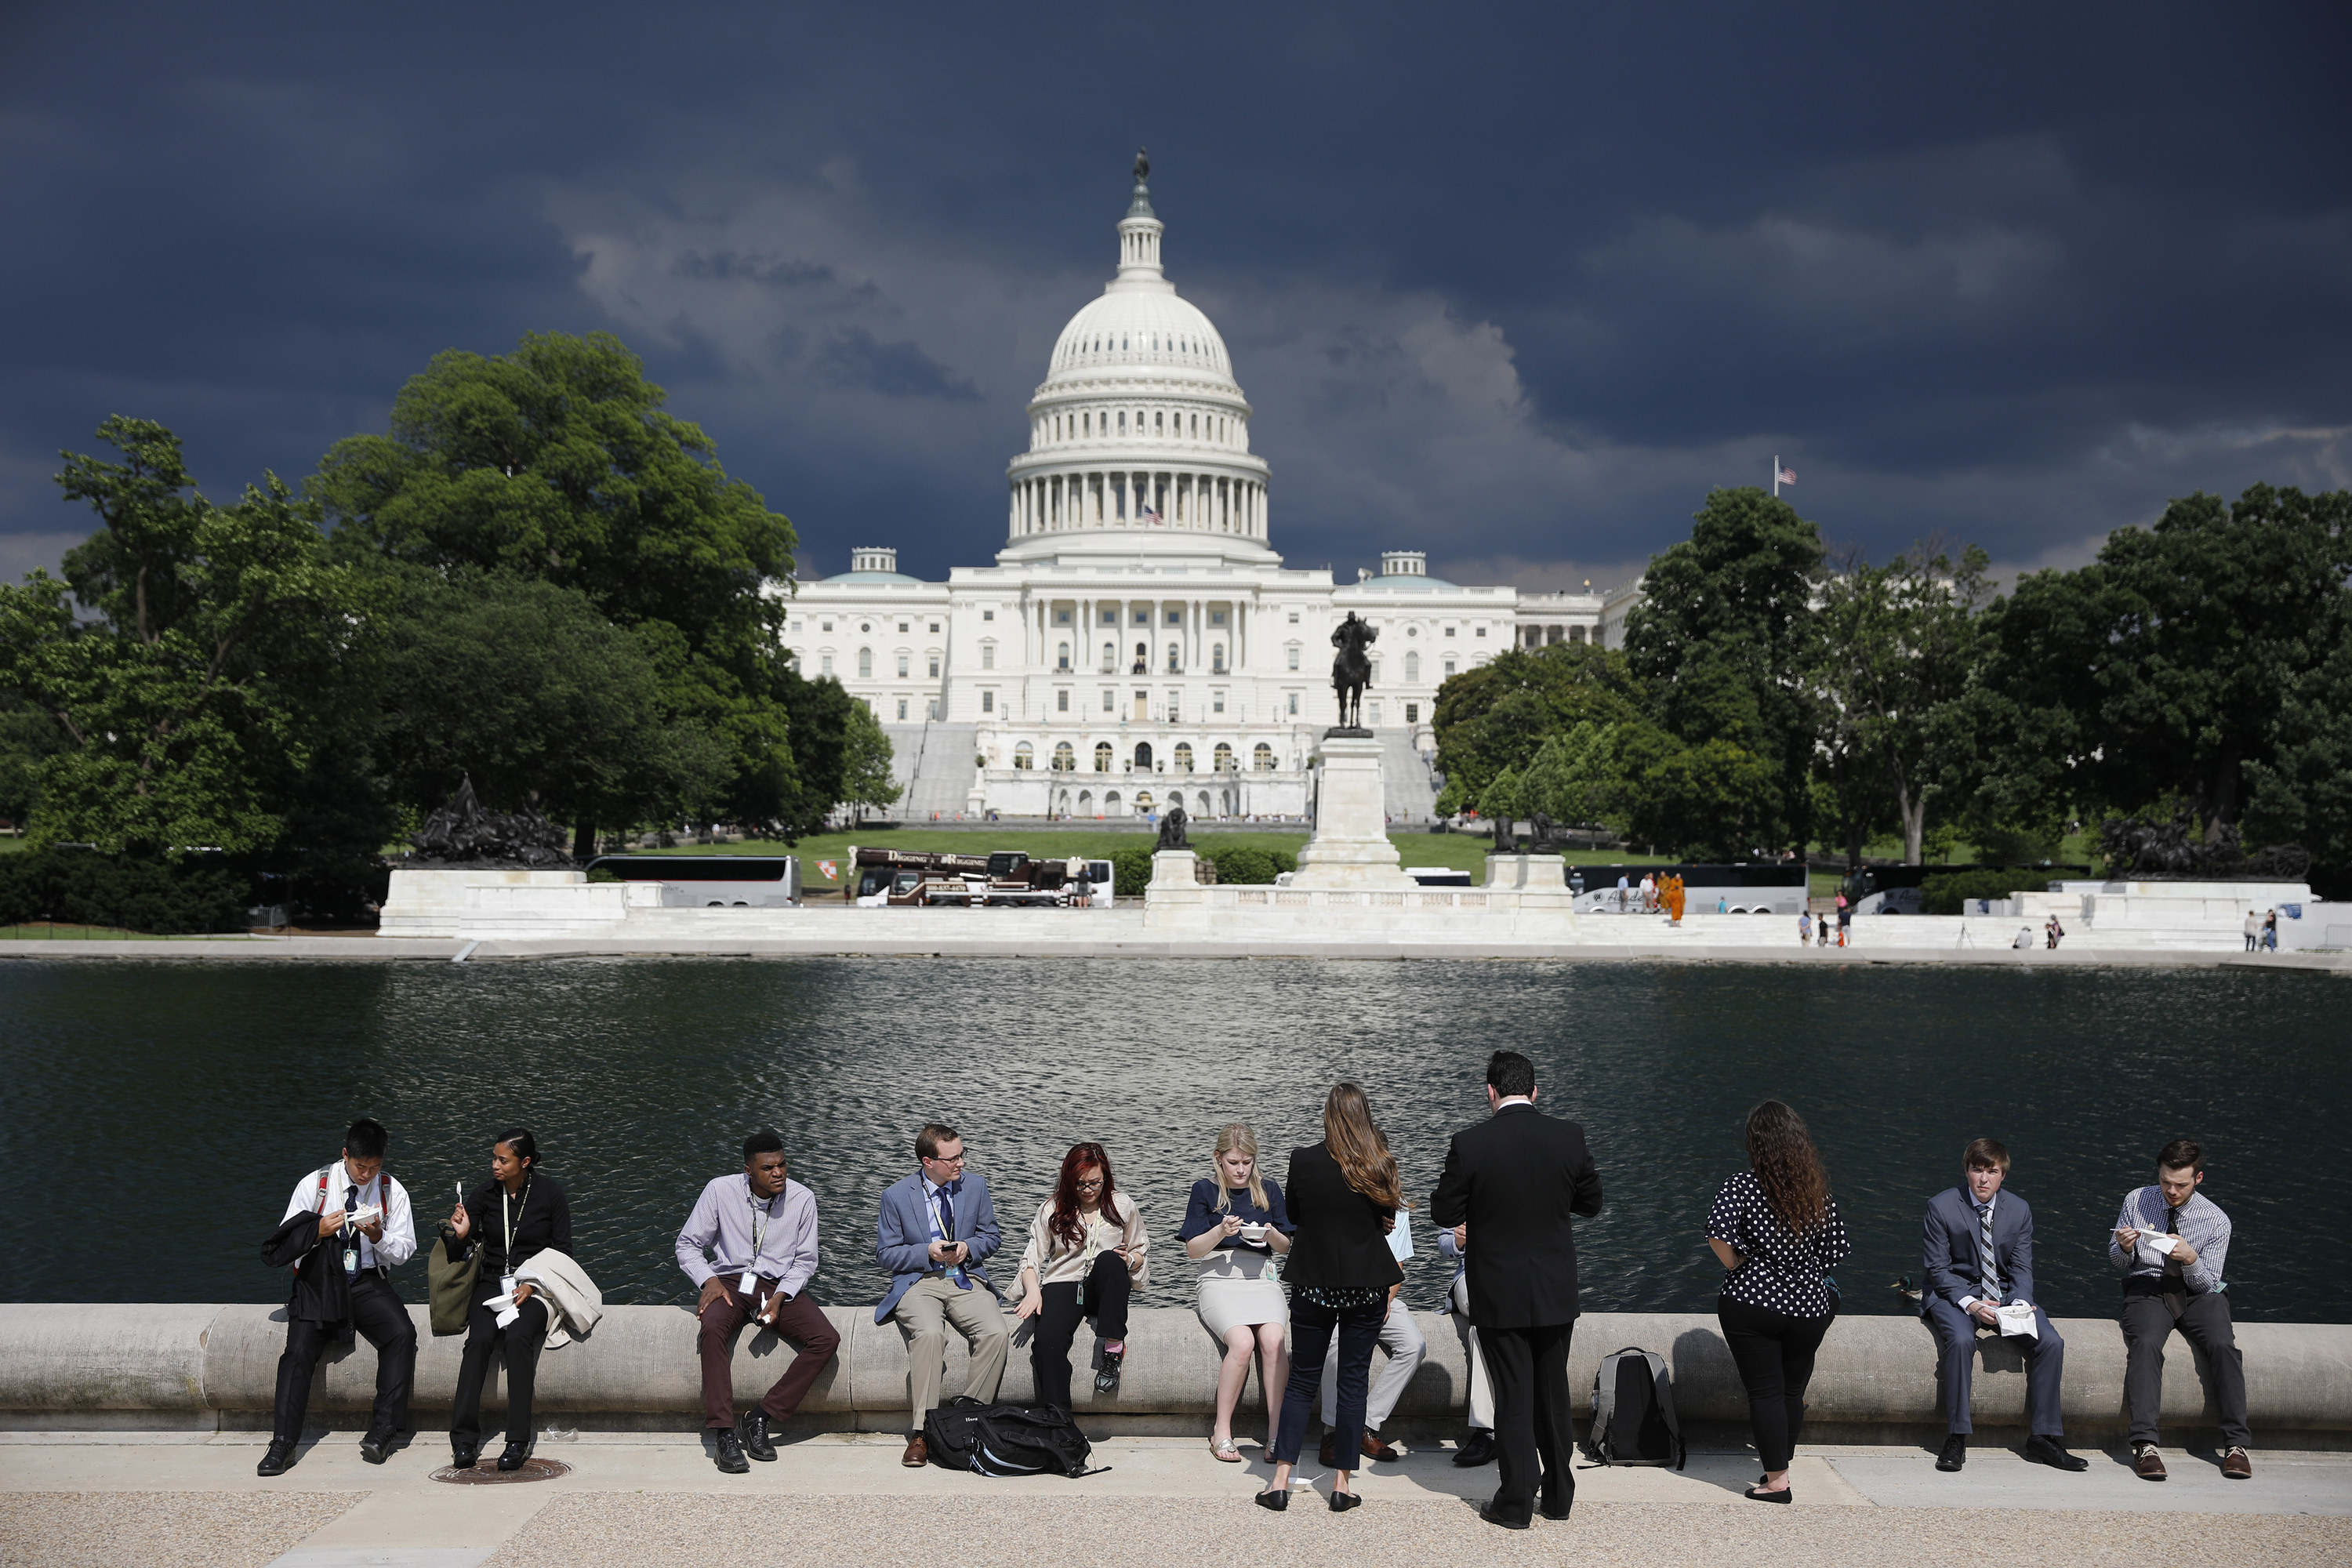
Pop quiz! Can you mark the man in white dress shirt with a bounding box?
[260,1118,417,1475]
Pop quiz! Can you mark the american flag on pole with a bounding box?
[1777,464,1796,487]
[1141,502,1161,524]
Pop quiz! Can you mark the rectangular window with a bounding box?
[1444,660,1457,677]
[1055,608,1071,624]
[982,691,994,713]
[1102,689,1114,711]
[1288,609,1301,624]
[1405,702,1419,724]
[1133,608,1149,624]
[1213,690,1226,713]
[982,644,995,670]
[897,654,909,677]
[928,655,940,677]
[1210,608,1227,625]
[898,621,909,633]
[1166,609,1181,625]
[1287,691,1299,716]
[929,622,941,633]
[1370,700,1383,726]
[1475,625,1487,637]
[820,619,833,632]
[982,608,995,622]
[1443,625,1456,637]
[1102,609,1116,625]
[896,698,908,720]
[1287,646,1301,670]
[1057,689,1070,712]
[820,654,833,675]
[926,698,939,720]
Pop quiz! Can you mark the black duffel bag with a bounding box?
[922,1396,1102,1478]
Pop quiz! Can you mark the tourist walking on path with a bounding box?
[1797,910,1812,946]
[1257,1083,1409,1513]
[1178,1123,1293,1462]
[1430,1050,1604,1530]
[1705,1101,1851,1504]
[673,1131,840,1474]
[1921,1138,2084,1475]
[1437,1222,1496,1467]
[1014,1141,1150,1410]
[2112,1139,2252,1481]
[875,1122,1009,1467]
[257,1117,418,1476]
[446,1127,572,1472]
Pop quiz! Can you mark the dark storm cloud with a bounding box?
[0,1,2345,592]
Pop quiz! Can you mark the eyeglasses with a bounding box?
[1075,1177,1105,1190]
[926,1152,967,1167]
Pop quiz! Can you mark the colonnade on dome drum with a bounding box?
[1007,469,1261,538]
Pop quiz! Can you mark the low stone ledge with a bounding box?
[3,1304,2347,1440]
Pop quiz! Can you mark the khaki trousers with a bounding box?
[892,1274,1011,1429]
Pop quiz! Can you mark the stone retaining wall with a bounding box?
[4,1305,2346,1443]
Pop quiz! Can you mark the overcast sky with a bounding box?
[2,2,2345,597]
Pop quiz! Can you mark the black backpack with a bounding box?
[1581,1347,1686,1468]
[922,1396,1102,1479]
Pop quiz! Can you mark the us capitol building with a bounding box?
[780,155,1637,822]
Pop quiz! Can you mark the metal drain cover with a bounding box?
[431,1456,572,1484]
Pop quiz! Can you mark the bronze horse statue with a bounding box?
[1330,611,1377,730]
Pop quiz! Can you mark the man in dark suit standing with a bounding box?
[1920,1137,2085,1474]
[1431,1050,1603,1529]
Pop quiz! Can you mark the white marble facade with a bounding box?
[777,160,1638,820]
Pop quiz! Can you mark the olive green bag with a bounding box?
[426,1223,481,1337]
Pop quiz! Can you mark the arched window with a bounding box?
[1053,741,1075,772]
[1213,742,1234,773]
[1253,742,1276,771]
[1405,652,1420,681]
[897,652,910,677]
[857,648,873,677]
[1105,790,1121,815]
[1014,742,1033,771]
[1078,789,1094,815]
[1212,643,1226,673]
[1057,641,1070,671]
[1166,644,1180,674]
[1134,742,1153,771]
[1132,641,1147,673]
[1174,742,1194,771]
[1102,642,1116,673]
[1094,742,1112,772]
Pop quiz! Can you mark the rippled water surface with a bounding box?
[2,958,2342,1321]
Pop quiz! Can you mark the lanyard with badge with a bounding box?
[930,1188,966,1285]
[343,1171,368,1276]
[495,1179,532,1325]
[740,1178,771,1297]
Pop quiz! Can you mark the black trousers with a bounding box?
[449,1291,550,1447]
[1029,1251,1133,1411]
[1718,1294,1833,1471]
[2122,1284,2250,1446]
[270,1271,417,1444]
[1479,1319,1577,1523]
[1272,1294,1385,1465]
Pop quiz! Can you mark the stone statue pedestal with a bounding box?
[1485,854,1568,891]
[1149,849,1203,887]
[1290,735,1416,891]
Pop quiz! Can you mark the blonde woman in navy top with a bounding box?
[1176,1121,1294,1462]
[1704,1100,1849,1504]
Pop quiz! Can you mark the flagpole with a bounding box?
[1773,454,1780,498]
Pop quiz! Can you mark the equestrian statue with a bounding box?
[1330,611,1377,731]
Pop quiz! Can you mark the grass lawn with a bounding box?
[615,829,1673,892]
[0,923,214,940]
[0,834,31,854]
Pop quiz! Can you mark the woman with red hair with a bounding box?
[1014,1142,1151,1409]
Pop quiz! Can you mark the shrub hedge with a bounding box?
[1919,867,2042,915]
[0,848,250,933]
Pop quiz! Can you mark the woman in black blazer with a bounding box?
[1258,1082,1406,1514]
[444,1127,572,1471]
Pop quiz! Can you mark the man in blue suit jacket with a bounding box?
[1921,1138,2086,1474]
[876,1121,1009,1467]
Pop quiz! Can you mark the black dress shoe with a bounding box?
[713,1428,749,1474]
[1936,1432,1966,1472]
[1094,1347,1124,1394]
[1453,1431,1497,1468]
[739,1411,777,1462]
[450,1439,480,1469]
[2024,1434,2088,1472]
[1253,1488,1288,1512]
[1478,1504,1530,1530]
[256,1441,294,1477]
[359,1432,392,1465]
[1539,1496,1573,1522]
[495,1437,533,1472]
[1328,1490,1362,1512]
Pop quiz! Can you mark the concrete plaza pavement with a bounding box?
[5,1430,2348,1568]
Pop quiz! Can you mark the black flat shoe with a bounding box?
[1094,1347,1124,1395]
[496,1437,533,1472]
[1253,1488,1288,1512]
[1328,1490,1361,1512]
[1478,1505,1530,1530]
[256,1441,294,1477]
[1746,1484,1791,1504]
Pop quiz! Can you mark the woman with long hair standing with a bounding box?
[1258,1083,1406,1513]
[1013,1142,1149,1409]
[1177,1122,1294,1461]
[1705,1100,1850,1503]
[445,1127,572,1472]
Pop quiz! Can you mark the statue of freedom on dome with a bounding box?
[1134,147,1149,183]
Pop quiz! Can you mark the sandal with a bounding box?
[1210,1437,1243,1462]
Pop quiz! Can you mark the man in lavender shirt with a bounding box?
[675,1131,840,1472]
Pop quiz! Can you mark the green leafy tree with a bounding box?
[2242,604,2352,896]
[837,699,902,823]
[312,332,800,850]
[1519,721,1621,828]
[1621,735,1780,860]
[1622,487,1824,852]
[1475,765,1526,827]
[1978,484,2352,835]
[1813,540,1992,864]
[0,419,362,857]
[1429,643,1640,810]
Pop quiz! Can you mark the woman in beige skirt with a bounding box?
[1178,1122,1294,1461]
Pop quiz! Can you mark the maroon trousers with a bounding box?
[697,1280,842,1430]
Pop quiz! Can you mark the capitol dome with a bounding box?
[1001,151,1272,559]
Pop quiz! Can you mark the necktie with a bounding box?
[938,1186,969,1290]
[2165,1206,2183,1278]
[344,1184,362,1272]
[1976,1202,1999,1302]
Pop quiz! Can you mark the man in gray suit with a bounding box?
[875,1121,1008,1468]
[1921,1138,2086,1474]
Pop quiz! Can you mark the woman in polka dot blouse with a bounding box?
[1705,1100,1850,1504]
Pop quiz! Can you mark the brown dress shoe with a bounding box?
[2221,1446,2252,1479]
[901,1435,928,1468]
[1361,1432,1400,1463]
[2132,1444,2167,1481]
